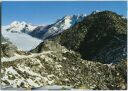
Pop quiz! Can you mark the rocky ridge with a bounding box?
[50,11,127,64]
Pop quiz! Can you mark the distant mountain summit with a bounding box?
[6,21,37,33]
[30,14,86,40]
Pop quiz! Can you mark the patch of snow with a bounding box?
[26,79,39,87]
[18,66,42,77]
[5,66,18,75]
[63,57,67,60]
[1,42,8,44]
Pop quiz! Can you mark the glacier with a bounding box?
[2,26,42,51]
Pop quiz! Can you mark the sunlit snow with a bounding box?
[2,26,42,51]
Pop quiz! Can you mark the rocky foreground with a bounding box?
[1,41,127,90]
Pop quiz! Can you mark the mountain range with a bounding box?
[1,11,127,90]
[2,14,86,51]
[3,14,86,40]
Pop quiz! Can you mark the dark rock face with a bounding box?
[1,42,17,57]
[1,35,15,57]
[92,36,127,63]
[1,35,10,43]
[79,11,127,63]
[52,11,127,63]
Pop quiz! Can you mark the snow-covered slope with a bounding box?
[2,14,85,50]
[44,14,86,39]
[2,26,42,51]
[6,21,37,33]
[31,14,86,40]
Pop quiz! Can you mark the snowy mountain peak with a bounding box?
[7,21,37,33]
[55,14,86,29]
[41,14,86,39]
[10,21,27,27]
[10,21,20,25]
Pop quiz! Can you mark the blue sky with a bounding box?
[2,1,127,25]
